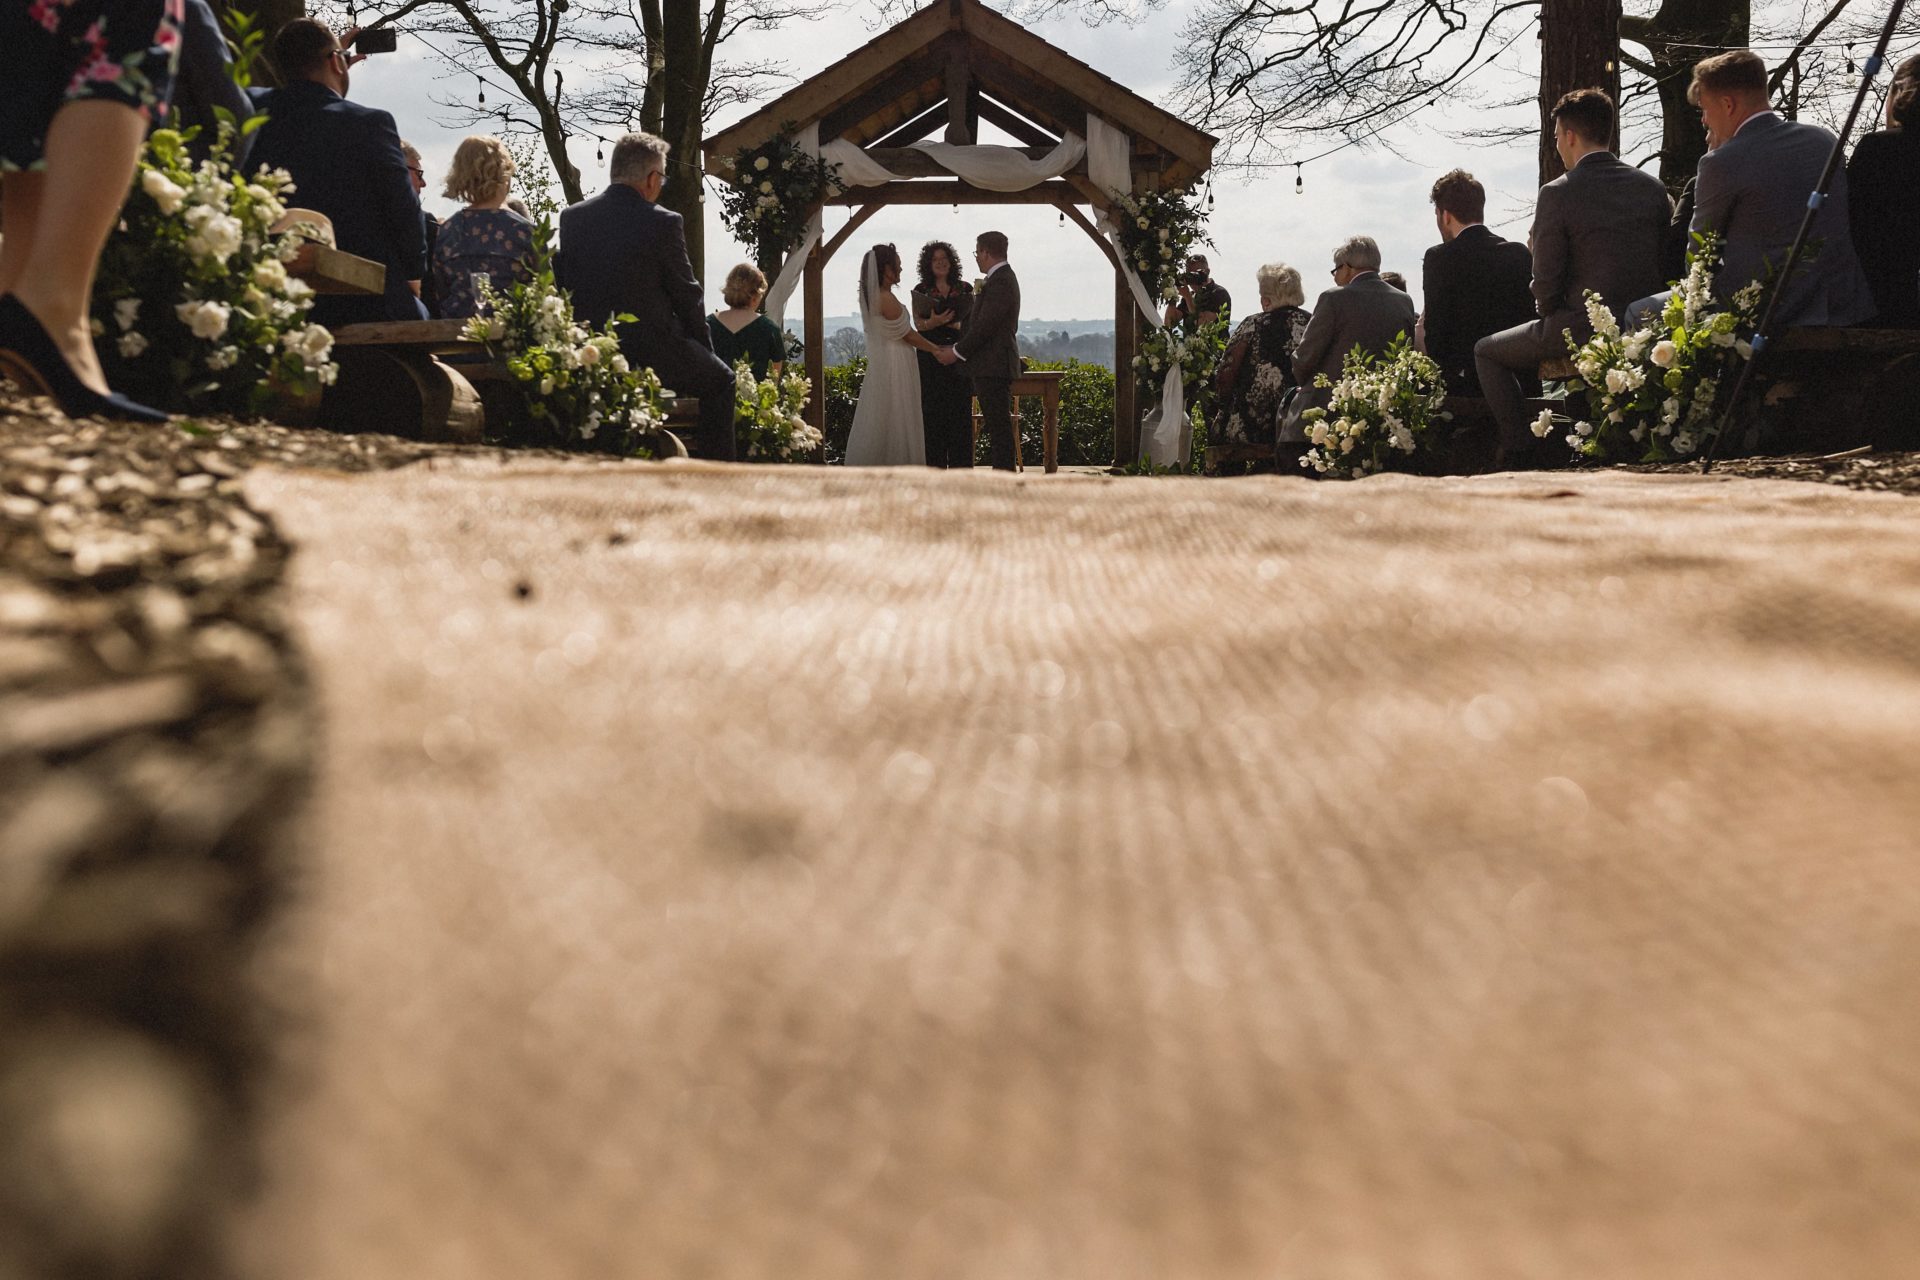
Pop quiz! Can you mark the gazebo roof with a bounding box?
[702,0,1215,191]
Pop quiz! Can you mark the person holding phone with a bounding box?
[247,18,427,324]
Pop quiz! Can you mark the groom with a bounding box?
[937,231,1021,471]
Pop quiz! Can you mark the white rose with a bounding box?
[176,300,231,341]
[611,354,629,373]
[578,343,601,366]
[141,168,186,215]
[254,258,289,291]
[1604,367,1632,395]
[114,298,142,332]
[117,331,149,359]
[1649,339,1677,368]
[753,156,770,171]
[1530,409,1555,438]
[759,180,774,194]
[1136,217,1149,230]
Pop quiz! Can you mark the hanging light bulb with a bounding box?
[1295,163,1303,195]
[596,137,604,162]
[1846,44,1857,74]
[477,76,485,107]
[1058,208,1065,225]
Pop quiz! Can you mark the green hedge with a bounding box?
[820,358,1117,467]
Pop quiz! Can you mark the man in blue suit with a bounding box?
[558,133,736,459]
[249,19,427,326]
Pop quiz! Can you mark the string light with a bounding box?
[1846,43,1857,73]
[1295,162,1303,195]
[477,76,485,106]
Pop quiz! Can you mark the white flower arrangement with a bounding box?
[1300,335,1450,478]
[93,127,336,414]
[463,221,666,455]
[718,129,843,272]
[730,359,821,462]
[1558,233,1759,462]
[1110,187,1207,305]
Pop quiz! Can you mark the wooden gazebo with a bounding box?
[702,0,1215,465]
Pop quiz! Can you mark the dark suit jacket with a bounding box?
[955,263,1021,380]
[172,0,254,168]
[1693,111,1873,326]
[1531,151,1673,342]
[248,80,426,323]
[1281,272,1418,441]
[1421,224,1534,395]
[557,183,712,365]
[1848,128,1920,327]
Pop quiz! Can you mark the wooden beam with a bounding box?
[973,93,1058,147]
[872,102,951,149]
[804,248,825,439]
[965,52,1083,143]
[825,180,1089,206]
[1114,267,1138,467]
[945,51,972,143]
[820,203,885,266]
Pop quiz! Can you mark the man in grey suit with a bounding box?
[1629,50,1873,328]
[1280,235,1418,459]
[938,231,1021,471]
[1475,89,1672,466]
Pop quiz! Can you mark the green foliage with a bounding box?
[731,359,822,461]
[1112,187,1209,307]
[1300,334,1450,478]
[501,135,564,223]
[821,357,867,465]
[92,128,336,418]
[1015,360,1114,467]
[466,220,666,456]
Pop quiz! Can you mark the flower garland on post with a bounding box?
[1111,186,1208,306]
[1300,336,1451,478]
[1543,235,1761,462]
[729,360,822,461]
[466,222,667,456]
[92,127,338,416]
[716,127,843,276]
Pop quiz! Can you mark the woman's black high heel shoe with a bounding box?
[0,294,169,424]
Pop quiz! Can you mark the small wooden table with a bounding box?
[972,369,1067,473]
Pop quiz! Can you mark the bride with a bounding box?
[844,244,948,466]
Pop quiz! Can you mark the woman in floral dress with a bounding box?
[1210,262,1312,455]
[431,135,535,320]
[0,0,185,421]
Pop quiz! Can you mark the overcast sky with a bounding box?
[347,2,1559,320]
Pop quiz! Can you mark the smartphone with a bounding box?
[353,26,398,54]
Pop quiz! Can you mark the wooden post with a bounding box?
[1113,266,1138,468]
[804,245,826,443]
[945,53,973,144]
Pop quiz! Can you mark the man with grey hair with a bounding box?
[558,131,735,457]
[1278,235,1417,460]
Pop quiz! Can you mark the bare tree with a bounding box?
[311,0,828,277]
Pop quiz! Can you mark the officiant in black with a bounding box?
[912,241,975,468]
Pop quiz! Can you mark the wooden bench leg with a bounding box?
[321,347,483,444]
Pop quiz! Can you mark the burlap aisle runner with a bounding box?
[241,463,1920,1280]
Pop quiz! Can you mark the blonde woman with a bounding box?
[706,263,785,379]
[1210,261,1312,450]
[430,135,534,319]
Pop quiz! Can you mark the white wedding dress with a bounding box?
[844,252,927,467]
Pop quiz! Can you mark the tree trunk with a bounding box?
[1539,0,1624,184]
[1619,0,1751,192]
[658,0,708,283]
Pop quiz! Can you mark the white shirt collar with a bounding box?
[983,260,1008,278]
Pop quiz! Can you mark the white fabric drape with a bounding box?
[818,135,1086,191]
[762,123,820,331]
[1086,114,1185,468]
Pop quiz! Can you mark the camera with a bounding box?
[352,26,399,54]
[1178,270,1207,288]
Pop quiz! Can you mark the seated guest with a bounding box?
[1380,271,1409,292]
[431,135,534,320]
[1633,50,1873,327]
[1165,254,1231,329]
[1280,236,1418,457]
[1475,89,1671,466]
[1211,261,1312,449]
[559,132,735,459]
[403,141,443,317]
[249,19,427,325]
[708,264,785,380]
[1422,168,1535,396]
[1848,55,1920,327]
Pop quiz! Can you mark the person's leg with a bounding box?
[0,172,47,299]
[1625,291,1670,330]
[1474,320,1555,462]
[8,100,149,396]
[976,378,1015,471]
[680,339,738,461]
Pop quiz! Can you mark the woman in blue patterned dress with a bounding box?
[1,0,186,421]
[431,135,535,319]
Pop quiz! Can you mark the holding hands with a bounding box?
[934,346,960,366]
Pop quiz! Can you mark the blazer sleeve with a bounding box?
[1689,149,1735,243]
[366,109,426,281]
[1290,290,1339,384]
[180,0,256,166]
[656,211,712,349]
[1530,184,1569,318]
[954,276,1013,361]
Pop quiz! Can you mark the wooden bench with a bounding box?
[324,319,703,455]
[287,243,386,297]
